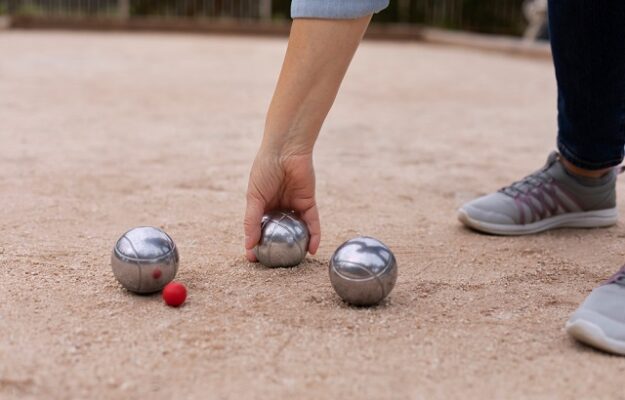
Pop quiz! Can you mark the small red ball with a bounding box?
[162,282,187,307]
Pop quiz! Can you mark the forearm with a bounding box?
[261,16,372,156]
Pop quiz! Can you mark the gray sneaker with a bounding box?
[458,152,618,235]
[566,266,625,355]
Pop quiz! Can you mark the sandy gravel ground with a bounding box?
[2,30,625,400]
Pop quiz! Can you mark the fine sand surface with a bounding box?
[2,31,625,400]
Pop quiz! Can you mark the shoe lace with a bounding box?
[500,170,553,197]
[605,265,625,285]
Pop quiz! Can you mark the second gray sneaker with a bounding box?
[566,265,625,355]
[458,152,618,235]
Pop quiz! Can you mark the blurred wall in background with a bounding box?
[0,0,542,38]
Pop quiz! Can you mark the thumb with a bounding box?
[300,205,321,255]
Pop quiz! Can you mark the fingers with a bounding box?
[244,192,265,262]
[301,205,321,255]
[246,248,257,263]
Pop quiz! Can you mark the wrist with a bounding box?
[260,129,316,158]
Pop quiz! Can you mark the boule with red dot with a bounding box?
[111,226,179,294]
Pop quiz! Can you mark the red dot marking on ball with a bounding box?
[152,269,162,279]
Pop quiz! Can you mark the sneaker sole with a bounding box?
[458,208,617,236]
[566,318,625,355]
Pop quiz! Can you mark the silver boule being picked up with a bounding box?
[254,211,309,268]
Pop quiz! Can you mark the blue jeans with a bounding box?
[550,0,625,170]
[291,0,625,170]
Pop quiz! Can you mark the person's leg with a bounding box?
[457,1,625,235]
[550,0,625,173]
[559,3,625,351]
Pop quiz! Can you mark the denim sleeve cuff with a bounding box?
[291,0,390,19]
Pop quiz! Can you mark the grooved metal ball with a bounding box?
[253,211,309,268]
[329,236,398,306]
[111,226,179,294]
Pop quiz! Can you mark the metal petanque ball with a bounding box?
[329,236,398,306]
[111,226,179,294]
[254,211,310,268]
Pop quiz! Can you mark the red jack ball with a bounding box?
[162,282,187,307]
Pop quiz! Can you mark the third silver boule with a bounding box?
[329,236,398,306]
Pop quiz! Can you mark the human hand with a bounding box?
[244,150,321,262]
